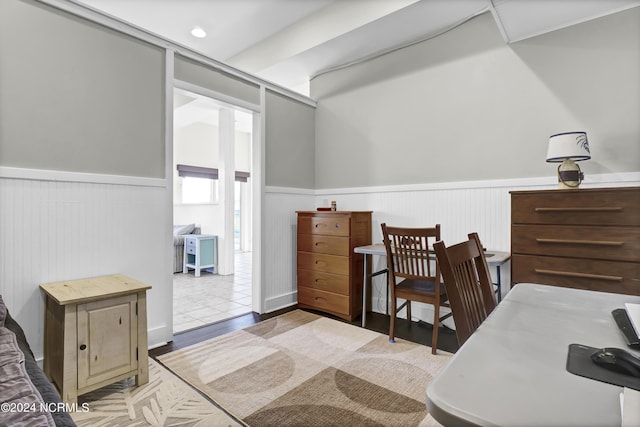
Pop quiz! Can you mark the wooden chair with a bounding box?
[381,223,450,354]
[433,233,497,347]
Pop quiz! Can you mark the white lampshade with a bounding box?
[546,132,590,162]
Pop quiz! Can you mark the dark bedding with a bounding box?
[2,306,76,427]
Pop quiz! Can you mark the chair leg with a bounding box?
[389,298,396,343]
[431,303,440,355]
[406,300,412,324]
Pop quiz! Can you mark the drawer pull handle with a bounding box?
[535,207,623,213]
[79,344,87,351]
[534,268,623,282]
[536,238,624,246]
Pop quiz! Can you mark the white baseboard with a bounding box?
[265,291,298,313]
[147,325,172,349]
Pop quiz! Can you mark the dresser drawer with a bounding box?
[512,225,640,262]
[185,238,196,249]
[512,254,640,295]
[297,234,350,256]
[298,216,350,237]
[297,252,350,275]
[297,287,350,316]
[512,189,640,226]
[186,245,196,255]
[297,269,349,295]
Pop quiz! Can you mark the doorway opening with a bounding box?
[172,87,254,334]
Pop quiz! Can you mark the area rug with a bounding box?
[71,358,242,427]
[158,310,452,426]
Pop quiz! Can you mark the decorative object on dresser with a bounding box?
[183,234,217,277]
[296,211,372,321]
[546,131,591,188]
[510,187,640,295]
[40,274,151,404]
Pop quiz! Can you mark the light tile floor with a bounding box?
[173,251,252,334]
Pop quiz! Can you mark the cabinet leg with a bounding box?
[60,386,78,405]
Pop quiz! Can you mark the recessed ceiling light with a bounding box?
[191,26,206,38]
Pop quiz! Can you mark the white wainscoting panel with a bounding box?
[263,187,314,312]
[0,173,173,359]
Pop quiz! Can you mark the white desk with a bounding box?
[355,243,510,327]
[426,283,640,427]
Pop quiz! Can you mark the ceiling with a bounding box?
[74,0,639,96]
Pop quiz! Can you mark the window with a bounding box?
[181,176,217,204]
[175,164,250,204]
[176,164,218,204]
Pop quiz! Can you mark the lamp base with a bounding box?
[557,158,584,189]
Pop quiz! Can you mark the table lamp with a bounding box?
[546,131,590,189]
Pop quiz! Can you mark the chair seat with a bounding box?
[396,279,446,299]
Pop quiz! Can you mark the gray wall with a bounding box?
[311,9,640,189]
[0,0,165,178]
[174,61,316,189]
[174,55,260,106]
[265,89,316,188]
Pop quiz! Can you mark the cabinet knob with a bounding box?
[79,344,87,351]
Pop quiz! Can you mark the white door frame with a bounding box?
[171,78,263,314]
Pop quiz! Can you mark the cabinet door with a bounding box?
[77,294,138,389]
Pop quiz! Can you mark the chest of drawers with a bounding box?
[296,211,372,321]
[510,187,640,295]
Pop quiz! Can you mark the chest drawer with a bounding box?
[297,269,349,295]
[297,252,350,276]
[297,234,350,256]
[512,224,640,262]
[298,216,350,237]
[297,287,350,316]
[512,254,640,296]
[511,189,640,226]
[185,238,196,250]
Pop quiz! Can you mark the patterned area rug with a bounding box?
[159,310,452,426]
[71,358,241,426]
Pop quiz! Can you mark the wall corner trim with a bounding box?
[0,166,167,187]
[313,172,640,196]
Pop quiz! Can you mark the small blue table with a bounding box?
[183,234,217,277]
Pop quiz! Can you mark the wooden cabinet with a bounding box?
[510,187,640,295]
[40,274,151,403]
[296,211,372,321]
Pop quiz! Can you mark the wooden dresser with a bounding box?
[296,211,372,321]
[511,187,640,296]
